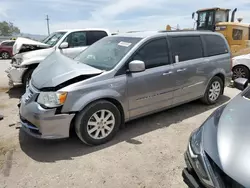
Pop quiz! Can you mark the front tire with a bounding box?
[75,100,121,145]
[202,76,223,105]
[232,65,250,80]
[23,68,35,89]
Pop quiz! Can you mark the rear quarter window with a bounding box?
[87,31,108,45]
[203,35,229,56]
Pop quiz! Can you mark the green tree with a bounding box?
[0,21,20,36]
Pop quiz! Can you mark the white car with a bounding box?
[6,28,110,88]
[232,53,250,80]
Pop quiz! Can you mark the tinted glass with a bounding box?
[75,36,141,71]
[1,42,8,46]
[203,35,228,56]
[2,41,15,46]
[87,31,108,45]
[66,31,87,47]
[132,38,170,69]
[170,36,203,62]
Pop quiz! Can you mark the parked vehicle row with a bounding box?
[5,28,110,88]
[4,27,250,187]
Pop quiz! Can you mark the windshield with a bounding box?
[74,36,142,71]
[42,32,66,46]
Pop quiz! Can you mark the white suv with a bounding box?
[6,28,110,88]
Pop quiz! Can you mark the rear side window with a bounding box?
[132,38,170,69]
[6,41,15,46]
[203,35,228,56]
[170,36,203,62]
[1,41,14,46]
[87,31,108,45]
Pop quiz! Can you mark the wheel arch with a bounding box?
[22,63,39,83]
[69,97,125,133]
[205,71,226,95]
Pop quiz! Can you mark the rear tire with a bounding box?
[23,68,35,89]
[1,51,10,59]
[202,76,223,105]
[75,100,121,145]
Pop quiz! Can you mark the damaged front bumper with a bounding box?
[19,84,75,139]
[5,64,27,87]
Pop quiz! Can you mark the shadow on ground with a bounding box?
[19,95,230,163]
[7,87,24,99]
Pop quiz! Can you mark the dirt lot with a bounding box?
[0,60,240,188]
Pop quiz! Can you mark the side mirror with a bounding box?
[192,12,195,19]
[59,42,69,49]
[129,60,145,73]
[234,78,248,91]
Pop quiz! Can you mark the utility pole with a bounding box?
[46,15,50,35]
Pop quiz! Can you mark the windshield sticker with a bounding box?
[118,41,132,47]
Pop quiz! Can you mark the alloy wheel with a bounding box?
[233,67,246,79]
[1,52,9,59]
[87,110,115,140]
[209,81,221,102]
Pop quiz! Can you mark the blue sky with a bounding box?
[0,0,250,35]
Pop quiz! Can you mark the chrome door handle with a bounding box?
[163,71,173,76]
[177,68,187,72]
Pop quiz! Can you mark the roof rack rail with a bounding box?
[158,30,213,33]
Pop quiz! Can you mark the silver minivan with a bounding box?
[19,31,232,145]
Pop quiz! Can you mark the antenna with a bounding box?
[46,15,50,35]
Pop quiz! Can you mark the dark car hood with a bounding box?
[31,52,103,89]
[203,93,250,187]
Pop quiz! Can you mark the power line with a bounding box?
[46,15,50,35]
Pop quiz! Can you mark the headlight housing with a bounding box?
[189,126,209,180]
[12,57,23,67]
[16,58,23,65]
[37,92,67,108]
[190,127,203,156]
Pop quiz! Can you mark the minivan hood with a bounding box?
[203,93,250,187]
[31,52,103,89]
[13,37,50,55]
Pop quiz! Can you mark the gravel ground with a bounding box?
[0,60,240,188]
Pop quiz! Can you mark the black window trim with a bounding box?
[168,34,204,63]
[115,36,172,76]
